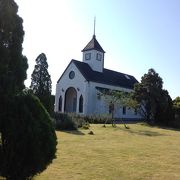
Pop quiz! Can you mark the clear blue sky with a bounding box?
[15,0,180,99]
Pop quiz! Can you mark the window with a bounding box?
[85,53,91,60]
[96,53,102,61]
[58,96,62,112]
[134,108,137,115]
[79,95,83,113]
[123,106,126,115]
[124,74,130,80]
[69,71,75,79]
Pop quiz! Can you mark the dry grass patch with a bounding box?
[36,124,180,180]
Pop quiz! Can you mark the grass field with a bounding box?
[36,123,180,180]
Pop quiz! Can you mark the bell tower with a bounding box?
[82,19,105,72]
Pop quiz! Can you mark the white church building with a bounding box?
[55,33,141,120]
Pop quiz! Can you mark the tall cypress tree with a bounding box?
[0,0,28,96]
[0,1,57,179]
[30,53,53,114]
[0,0,28,127]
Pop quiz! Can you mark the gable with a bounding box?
[57,60,86,84]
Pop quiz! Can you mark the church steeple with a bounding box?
[82,35,105,53]
[82,19,105,73]
[82,33,105,72]
[82,17,105,53]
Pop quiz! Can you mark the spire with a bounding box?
[93,16,96,38]
[81,17,105,53]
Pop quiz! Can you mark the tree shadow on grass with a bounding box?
[133,130,164,136]
[114,126,166,137]
[156,126,180,132]
[57,130,85,135]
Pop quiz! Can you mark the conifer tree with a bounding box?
[0,1,57,179]
[0,0,28,131]
[30,53,53,114]
[133,68,174,125]
[0,0,28,96]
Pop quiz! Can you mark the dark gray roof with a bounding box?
[72,60,138,89]
[82,35,105,53]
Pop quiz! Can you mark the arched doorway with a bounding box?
[64,87,77,113]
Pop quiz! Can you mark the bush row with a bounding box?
[53,113,112,130]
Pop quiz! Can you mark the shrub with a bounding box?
[84,114,112,124]
[70,114,89,128]
[54,113,77,130]
[53,113,91,130]
[82,122,90,129]
[53,113,113,130]
[0,92,57,180]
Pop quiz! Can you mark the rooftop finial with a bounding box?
[93,16,96,38]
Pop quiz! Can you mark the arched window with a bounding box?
[134,108,137,115]
[123,106,126,115]
[79,95,83,113]
[58,96,62,112]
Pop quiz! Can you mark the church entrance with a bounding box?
[64,87,77,113]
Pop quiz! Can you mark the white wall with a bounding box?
[82,50,104,72]
[55,62,87,114]
[85,81,142,119]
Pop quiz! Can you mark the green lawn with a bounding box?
[36,124,180,180]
